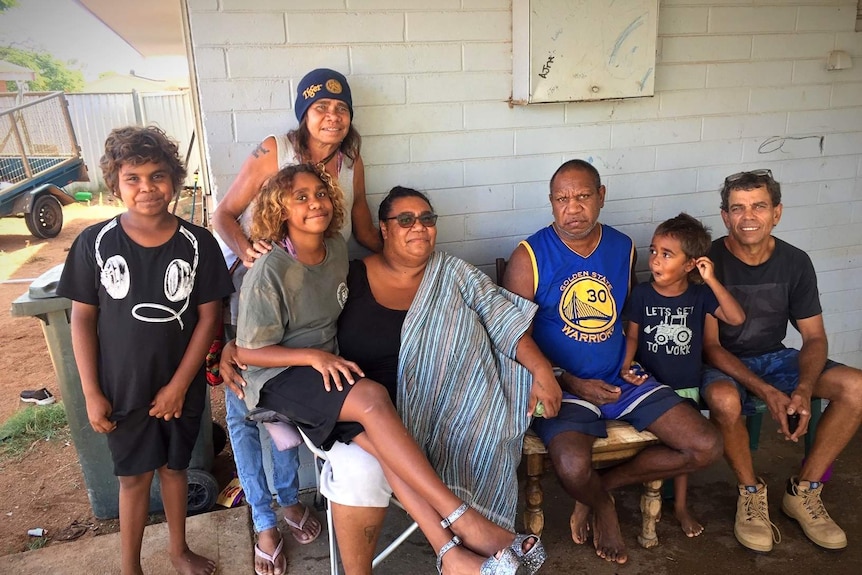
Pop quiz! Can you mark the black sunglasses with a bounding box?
[382,212,438,228]
[724,168,773,185]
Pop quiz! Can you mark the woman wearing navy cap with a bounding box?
[215,68,380,262]
[213,68,380,575]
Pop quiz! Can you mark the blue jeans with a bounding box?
[225,386,300,533]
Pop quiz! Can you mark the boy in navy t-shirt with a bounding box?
[622,213,744,537]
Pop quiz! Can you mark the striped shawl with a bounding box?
[398,251,537,528]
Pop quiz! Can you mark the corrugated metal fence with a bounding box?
[1,91,202,190]
[68,91,202,190]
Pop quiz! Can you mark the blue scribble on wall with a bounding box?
[638,67,653,91]
[609,14,646,66]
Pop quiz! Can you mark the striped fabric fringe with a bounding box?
[398,251,537,529]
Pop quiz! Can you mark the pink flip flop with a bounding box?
[254,537,286,575]
[284,505,321,544]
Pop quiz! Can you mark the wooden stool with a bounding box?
[522,421,663,548]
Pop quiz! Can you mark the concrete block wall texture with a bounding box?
[187,0,862,367]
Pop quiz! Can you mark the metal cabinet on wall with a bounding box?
[513,0,659,104]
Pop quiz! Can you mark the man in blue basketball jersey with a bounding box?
[505,159,722,564]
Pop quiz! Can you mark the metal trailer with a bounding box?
[0,92,89,238]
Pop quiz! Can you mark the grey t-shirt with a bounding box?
[236,235,349,409]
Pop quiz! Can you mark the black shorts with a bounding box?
[257,365,364,450]
[107,402,203,477]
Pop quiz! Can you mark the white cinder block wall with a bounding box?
[187,0,862,368]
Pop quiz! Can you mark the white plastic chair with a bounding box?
[297,429,421,575]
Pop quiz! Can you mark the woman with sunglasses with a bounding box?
[212,68,380,575]
[328,186,561,574]
[222,186,561,574]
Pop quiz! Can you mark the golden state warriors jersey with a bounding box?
[521,224,635,391]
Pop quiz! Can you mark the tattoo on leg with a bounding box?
[251,143,270,159]
[364,526,377,544]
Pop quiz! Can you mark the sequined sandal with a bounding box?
[436,536,524,575]
[438,504,528,575]
[508,534,547,575]
[440,502,470,529]
[480,548,524,575]
[436,536,463,575]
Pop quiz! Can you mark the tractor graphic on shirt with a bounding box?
[644,313,692,346]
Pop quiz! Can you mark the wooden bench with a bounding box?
[495,258,666,548]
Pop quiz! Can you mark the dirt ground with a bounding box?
[0,200,231,556]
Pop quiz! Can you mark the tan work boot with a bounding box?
[735,479,781,552]
[782,476,847,550]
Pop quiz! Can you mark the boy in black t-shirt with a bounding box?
[58,127,232,575]
[702,169,862,554]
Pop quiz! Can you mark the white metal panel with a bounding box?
[513,0,659,104]
[140,91,202,183]
[66,93,137,189]
[61,92,201,191]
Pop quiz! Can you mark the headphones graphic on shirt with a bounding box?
[94,218,198,329]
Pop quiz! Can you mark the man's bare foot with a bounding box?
[592,496,627,564]
[570,501,591,544]
[254,527,286,575]
[674,507,704,537]
[170,546,216,575]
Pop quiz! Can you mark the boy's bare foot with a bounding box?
[570,501,591,544]
[170,546,216,575]
[254,527,287,575]
[592,496,627,564]
[674,507,704,537]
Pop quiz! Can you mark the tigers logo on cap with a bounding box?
[326,79,343,94]
[303,84,323,100]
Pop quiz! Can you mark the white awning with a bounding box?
[75,0,184,57]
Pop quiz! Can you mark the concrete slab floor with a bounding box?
[0,505,252,575]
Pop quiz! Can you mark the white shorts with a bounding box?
[319,440,392,508]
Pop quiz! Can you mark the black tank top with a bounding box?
[337,260,406,405]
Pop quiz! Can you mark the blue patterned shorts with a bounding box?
[701,348,840,415]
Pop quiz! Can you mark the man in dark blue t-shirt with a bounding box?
[702,169,862,553]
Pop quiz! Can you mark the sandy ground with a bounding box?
[0,200,231,556]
